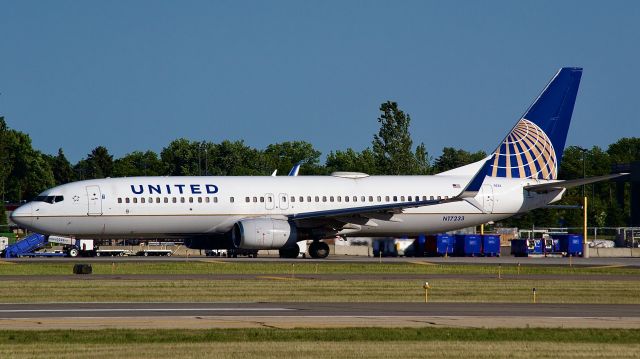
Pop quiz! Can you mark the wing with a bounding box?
[524,173,628,193]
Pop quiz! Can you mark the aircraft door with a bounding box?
[86,185,103,215]
[279,193,288,209]
[265,193,275,210]
[481,184,494,213]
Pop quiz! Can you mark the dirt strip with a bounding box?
[2,315,639,330]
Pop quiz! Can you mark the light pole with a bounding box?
[576,146,589,257]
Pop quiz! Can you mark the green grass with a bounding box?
[0,261,638,276]
[2,278,639,303]
[0,328,638,343]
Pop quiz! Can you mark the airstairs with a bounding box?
[2,233,48,258]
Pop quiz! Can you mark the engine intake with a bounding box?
[232,218,298,249]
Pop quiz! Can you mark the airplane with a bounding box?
[10,67,624,258]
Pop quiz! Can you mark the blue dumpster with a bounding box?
[511,239,528,257]
[454,235,481,256]
[482,235,500,257]
[552,234,584,256]
[425,234,454,256]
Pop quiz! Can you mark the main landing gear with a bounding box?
[279,244,301,259]
[308,241,330,259]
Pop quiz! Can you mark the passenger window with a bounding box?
[393,196,398,201]
[164,198,169,203]
[54,196,64,203]
[385,196,390,202]
[268,197,272,202]
[299,196,304,202]
[125,198,130,204]
[329,196,334,202]
[149,197,154,203]
[401,196,405,201]
[307,196,312,202]
[245,197,250,203]
[368,196,373,202]
[172,197,177,203]
[353,196,357,202]
[422,196,427,201]
[189,197,194,203]
[408,196,412,201]
[377,196,381,202]
[214,197,218,203]
[345,196,349,202]
[118,198,122,204]
[360,196,365,202]
[198,197,203,203]
[181,197,185,203]
[254,197,258,203]
[141,198,146,204]
[133,198,138,204]
[430,196,434,200]
[260,197,265,203]
[322,196,327,202]
[437,196,442,200]
[282,196,287,202]
[205,197,210,203]
[230,197,235,203]
[337,196,341,202]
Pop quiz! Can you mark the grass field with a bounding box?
[2,278,639,303]
[0,261,639,276]
[1,328,639,359]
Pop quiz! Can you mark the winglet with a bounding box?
[288,162,302,176]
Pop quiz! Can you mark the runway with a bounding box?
[3,273,640,281]
[1,302,639,329]
[5,255,640,267]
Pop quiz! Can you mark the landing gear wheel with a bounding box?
[309,241,330,259]
[279,244,300,259]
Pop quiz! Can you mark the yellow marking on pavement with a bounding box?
[408,261,437,266]
[589,264,627,269]
[198,259,231,264]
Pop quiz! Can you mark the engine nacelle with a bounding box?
[232,218,298,249]
[184,233,233,250]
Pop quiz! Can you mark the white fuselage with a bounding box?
[11,174,563,239]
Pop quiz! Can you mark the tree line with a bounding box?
[1,101,639,229]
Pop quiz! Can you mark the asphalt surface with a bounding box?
[0,302,638,319]
[4,255,640,267]
[3,273,640,281]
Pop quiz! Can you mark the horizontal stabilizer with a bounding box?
[524,173,628,193]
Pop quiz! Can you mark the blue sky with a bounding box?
[1,1,639,163]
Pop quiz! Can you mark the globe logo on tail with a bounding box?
[488,119,558,180]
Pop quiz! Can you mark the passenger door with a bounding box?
[264,193,275,210]
[86,185,103,215]
[480,184,494,213]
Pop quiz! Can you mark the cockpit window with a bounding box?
[33,195,64,204]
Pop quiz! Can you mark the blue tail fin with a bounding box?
[487,67,582,180]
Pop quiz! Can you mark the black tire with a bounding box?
[166,252,172,257]
[309,241,329,259]
[68,248,79,257]
[143,252,149,257]
[96,252,101,257]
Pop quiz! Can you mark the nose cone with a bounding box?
[10,203,33,228]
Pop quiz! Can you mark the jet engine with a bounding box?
[232,218,298,249]
[184,233,233,250]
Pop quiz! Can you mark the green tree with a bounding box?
[372,101,421,175]
[0,117,11,202]
[210,140,264,176]
[113,151,165,177]
[84,146,114,179]
[325,148,378,174]
[161,139,201,176]
[432,147,487,173]
[263,141,322,175]
[46,148,75,185]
